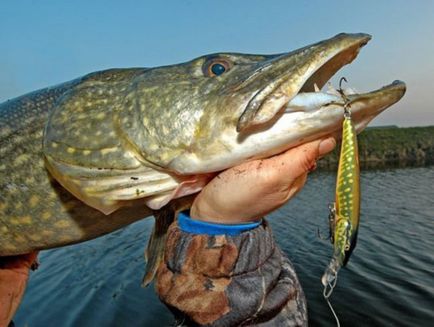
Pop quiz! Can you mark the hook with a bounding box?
[338,77,348,90]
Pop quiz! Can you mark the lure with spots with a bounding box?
[321,114,360,292]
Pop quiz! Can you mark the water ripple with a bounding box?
[14,167,434,326]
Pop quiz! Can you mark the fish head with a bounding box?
[118,33,405,174]
[115,51,289,170]
[43,33,406,213]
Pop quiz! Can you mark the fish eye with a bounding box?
[211,63,226,76]
[203,58,232,77]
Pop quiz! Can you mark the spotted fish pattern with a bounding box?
[334,115,360,265]
[0,69,153,255]
[321,114,360,289]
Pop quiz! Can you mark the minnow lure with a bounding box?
[321,78,361,326]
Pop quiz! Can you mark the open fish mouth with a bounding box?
[284,80,406,133]
[176,33,407,174]
[237,33,406,134]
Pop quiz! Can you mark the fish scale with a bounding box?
[0,71,153,255]
[0,33,405,288]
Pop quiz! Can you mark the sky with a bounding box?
[1,0,433,126]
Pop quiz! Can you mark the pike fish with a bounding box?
[0,33,405,284]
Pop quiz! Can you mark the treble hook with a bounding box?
[317,202,336,241]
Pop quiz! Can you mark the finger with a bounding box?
[268,137,336,177]
[21,252,39,270]
[0,252,39,271]
[0,253,38,326]
[285,173,308,199]
[319,137,337,157]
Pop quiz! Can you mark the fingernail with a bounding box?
[319,137,336,156]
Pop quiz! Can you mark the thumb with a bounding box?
[273,137,336,178]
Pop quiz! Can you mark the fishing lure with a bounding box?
[321,78,361,326]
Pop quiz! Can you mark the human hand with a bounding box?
[190,137,336,224]
[0,252,38,327]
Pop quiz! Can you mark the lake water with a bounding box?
[14,167,434,326]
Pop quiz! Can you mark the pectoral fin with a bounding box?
[142,195,195,287]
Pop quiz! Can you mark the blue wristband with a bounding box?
[178,211,261,236]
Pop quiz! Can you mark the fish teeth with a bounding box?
[343,87,358,95]
[326,82,341,96]
[314,83,320,93]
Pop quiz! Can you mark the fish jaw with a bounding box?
[165,33,408,174]
[167,81,406,174]
[111,33,372,172]
[236,33,372,132]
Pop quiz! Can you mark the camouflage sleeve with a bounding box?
[155,218,308,326]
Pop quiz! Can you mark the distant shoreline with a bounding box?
[318,126,434,169]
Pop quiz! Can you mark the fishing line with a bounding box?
[323,271,340,327]
[173,315,187,327]
[325,295,341,327]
